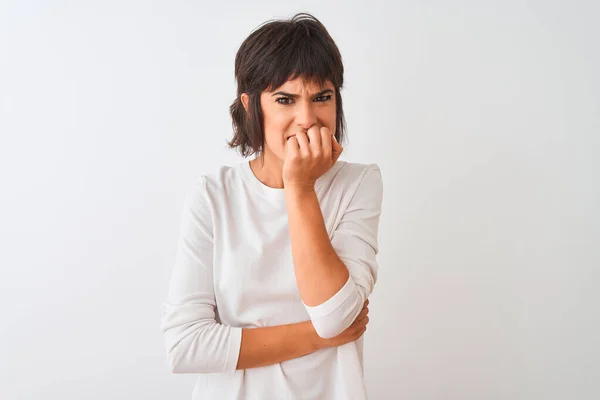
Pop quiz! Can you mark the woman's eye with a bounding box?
[276,95,332,105]
[276,97,293,105]
[315,95,332,102]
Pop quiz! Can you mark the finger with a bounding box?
[365,299,369,307]
[286,136,300,158]
[307,126,322,154]
[332,134,343,152]
[356,327,367,339]
[355,317,369,332]
[320,127,332,160]
[358,311,369,320]
[354,314,369,329]
[356,307,369,319]
[356,307,368,321]
[355,310,366,321]
[331,134,343,162]
[295,131,311,157]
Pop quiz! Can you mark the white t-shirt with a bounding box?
[161,160,383,399]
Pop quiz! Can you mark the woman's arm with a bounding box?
[285,164,383,339]
[162,176,369,374]
[237,301,369,370]
[162,177,241,374]
[164,308,369,373]
[285,187,349,306]
[237,321,318,370]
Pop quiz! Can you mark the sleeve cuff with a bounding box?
[302,275,355,319]
[223,326,242,373]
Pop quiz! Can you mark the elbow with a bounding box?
[166,357,214,375]
[164,342,220,374]
[165,352,187,374]
[166,352,196,374]
[165,346,200,374]
[305,278,365,340]
[162,317,241,374]
[311,319,350,340]
[162,322,231,374]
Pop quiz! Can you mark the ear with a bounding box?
[240,93,249,112]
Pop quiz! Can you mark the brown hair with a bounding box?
[227,13,346,157]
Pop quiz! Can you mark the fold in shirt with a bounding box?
[303,274,362,339]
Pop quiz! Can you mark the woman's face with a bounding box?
[243,77,337,162]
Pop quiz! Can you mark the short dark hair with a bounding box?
[228,13,346,157]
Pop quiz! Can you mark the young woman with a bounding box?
[161,13,383,399]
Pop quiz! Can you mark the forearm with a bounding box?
[285,188,349,307]
[236,321,322,370]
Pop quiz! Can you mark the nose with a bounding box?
[295,101,318,131]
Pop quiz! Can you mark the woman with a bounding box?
[161,13,383,399]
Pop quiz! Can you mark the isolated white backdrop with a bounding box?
[1,1,598,399]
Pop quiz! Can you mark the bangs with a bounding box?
[263,28,340,92]
[242,16,344,93]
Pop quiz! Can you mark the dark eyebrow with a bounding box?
[271,89,334,98]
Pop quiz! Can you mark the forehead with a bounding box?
[267,76,334,93]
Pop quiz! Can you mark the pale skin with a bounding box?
[234,77,369,370]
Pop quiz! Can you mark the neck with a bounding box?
[250,151,285,189]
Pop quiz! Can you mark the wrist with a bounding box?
[284,183,316,197]
[302,321,325,351]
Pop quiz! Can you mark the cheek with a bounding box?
[264,113,290,136]
[265,113,288,130]
[318,108,337,132]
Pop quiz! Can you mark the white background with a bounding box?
[1,1,599,399]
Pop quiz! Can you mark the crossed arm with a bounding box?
[161,166,382,373]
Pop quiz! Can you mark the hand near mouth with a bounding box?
[282,125,343,191]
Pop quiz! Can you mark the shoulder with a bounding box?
[337,161,381,182]
[189,163,246,196]
[317,161,383,214]
[184,163,245,210]
[324,161,383,195]
[201,163,243,191]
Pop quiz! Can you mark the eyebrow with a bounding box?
[271,89,334,98]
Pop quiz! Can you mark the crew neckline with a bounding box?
[241,160,286,203]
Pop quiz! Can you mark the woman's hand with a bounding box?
[282,125,343,192]
[314,299,370,350]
